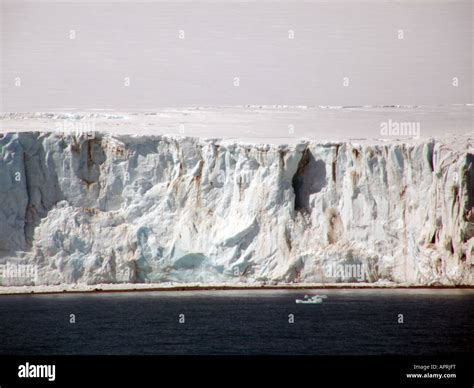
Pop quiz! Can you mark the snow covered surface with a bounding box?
[0,106,473,292]
[1,105,472,145]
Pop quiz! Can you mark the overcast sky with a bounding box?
[1,0,472,111]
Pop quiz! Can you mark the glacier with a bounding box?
[0,130,473,287]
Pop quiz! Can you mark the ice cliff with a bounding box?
[0,132,473,286]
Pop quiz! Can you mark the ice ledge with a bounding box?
[2,281,473,296]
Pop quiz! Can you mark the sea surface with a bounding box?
[0,289,472,355]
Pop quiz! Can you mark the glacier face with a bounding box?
[0,131,473,286]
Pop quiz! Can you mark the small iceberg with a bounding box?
[295,294,327,304]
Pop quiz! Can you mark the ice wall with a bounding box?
[0,132,473,286]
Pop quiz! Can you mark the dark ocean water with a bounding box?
[0,289,472,356]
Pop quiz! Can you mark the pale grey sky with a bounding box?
[1,0,472,111]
